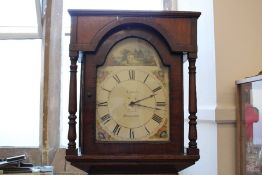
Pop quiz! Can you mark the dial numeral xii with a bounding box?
[129,70,135,80]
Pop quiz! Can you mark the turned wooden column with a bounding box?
[187,52,199,155]
[66,51,78,155]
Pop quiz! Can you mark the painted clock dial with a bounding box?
[96,38,170,142]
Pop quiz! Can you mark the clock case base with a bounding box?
[66,154,199,174]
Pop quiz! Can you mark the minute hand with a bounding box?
[130,94,155,105]
[132,103,162,110]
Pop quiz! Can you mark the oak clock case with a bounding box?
[66,10,201,174]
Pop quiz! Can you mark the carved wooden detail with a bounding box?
[66,51,78,155]
[187,52,199,155]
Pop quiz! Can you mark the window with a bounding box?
[0,0,42,39]
[0,39,41,147]
[0,0,42,146]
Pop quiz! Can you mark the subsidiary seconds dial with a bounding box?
[96,69,169,141]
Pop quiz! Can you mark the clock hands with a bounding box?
[129,94,155,105]
[128,94,165,111]
[130,103,162,110]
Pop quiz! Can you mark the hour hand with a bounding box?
[131,103,162,110]
[129,94,155,105]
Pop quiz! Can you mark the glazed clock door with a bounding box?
[96,37,170,142]
[80,27,185,156]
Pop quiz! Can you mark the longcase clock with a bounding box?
[65,10,201,175]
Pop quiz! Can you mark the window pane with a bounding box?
[0,39,41,147]
[60,0,164,147]
[0,0,38,33]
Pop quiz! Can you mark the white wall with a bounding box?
[214,0,262,174]
[177,0,217,175]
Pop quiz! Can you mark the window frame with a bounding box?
[0,0,43,40]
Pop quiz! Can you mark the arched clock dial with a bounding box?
[96,37,169,142]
